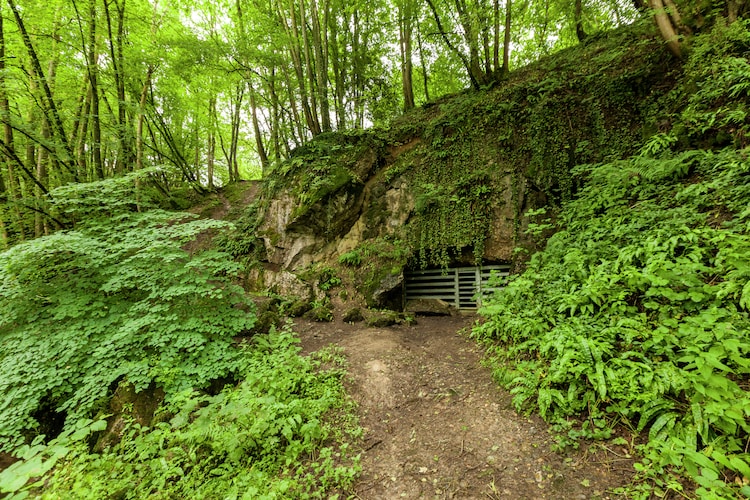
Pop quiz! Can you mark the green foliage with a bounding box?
[475,23,750,497]
[476,146,750,497]
[4,329,360,499]
[338,250,363,267]
[0,205,255,452]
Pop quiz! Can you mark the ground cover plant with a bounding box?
[1,329,360,499]
[474,20,750,499]
[0,172,360,498]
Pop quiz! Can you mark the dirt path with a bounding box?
[296,314,634,500]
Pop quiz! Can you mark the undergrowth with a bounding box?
[474,20,750,499]
[1,328,361,499]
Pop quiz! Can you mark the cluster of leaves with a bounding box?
[2,329,361,499]
[474,21,750,497]
[0,189,256,452]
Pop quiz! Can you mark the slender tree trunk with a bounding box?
[86,0,104,179]
[249,84,270,174]
[104,0,132,173]
[7,0,77,180]
[502,0,512,76]
[493,0,500,74]
[311,0,331,131]
[417,28,430,101]
[0,41,6,246]
[77,85,91,177]
[0,7,19,243]
[230,81,244,181]
[328,14,346,128]
[35,117,50,237]
[136,67,153,171]
[270,70,282,165]
[575,0,586,42]
[207,95,216,189]
[280,63,305,145]
[282,0,320,136]
[399,0,415,111]
[299,0,322,133]
[649,0,682,58]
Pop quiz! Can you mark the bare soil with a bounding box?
[295,314,635,500]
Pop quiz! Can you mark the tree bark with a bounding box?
[399,0,415,111]
[207,95,216,189]
[136,67,153,171]
[502,0,512,76]
[649,0,682,58]
[417,28,430,101]
[310,0,331,131]
[249,83,270,175]
[575,0,586,42]
[104,0,132,173]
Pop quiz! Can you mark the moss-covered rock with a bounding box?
[237,21,681,297]
[342,307,364,323]
[365,310,415,327]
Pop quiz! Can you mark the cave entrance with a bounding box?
[404,264,510,309]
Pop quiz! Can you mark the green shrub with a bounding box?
[475,148,750,498]
[0,209,255,453]
[1,328,361,498]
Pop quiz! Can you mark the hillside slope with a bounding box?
[225,20,681,307]
[474,19,750,498]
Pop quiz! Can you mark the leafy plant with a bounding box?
[0,203,255,453]
[474,24,750,495]
[5,328,361,499]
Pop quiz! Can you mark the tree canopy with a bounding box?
[0,0,682,247]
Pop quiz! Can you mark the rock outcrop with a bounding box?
[242,23,679,306]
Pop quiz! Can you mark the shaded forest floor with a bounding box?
[296,314,635,499]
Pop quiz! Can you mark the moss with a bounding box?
[285,299,312,318]
[342,307,364,323]
[250,20,681,274]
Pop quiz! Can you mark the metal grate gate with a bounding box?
[404,264,510,309]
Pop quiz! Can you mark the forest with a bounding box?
[1,0,750,498]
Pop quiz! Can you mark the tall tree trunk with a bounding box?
[329,14,347,128]
[207,95,216,190]
[136,67,153,171]
[84,0,104,179]
[399,0,415,111]
[575,0,586,42]
[104,0,132,173]
[299,0,322,134]
[0,7,20,243]
[502,0,512,76]
[269,69,282,165]
[249,84,270,175]
[493,0,500,74]
[281,0,320,136]
[311,0,331,131]
[77,85,91,177]
[417,28,430,101]
[0,34,6,245]
[35,117,50,237]
[649,0,682,58]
